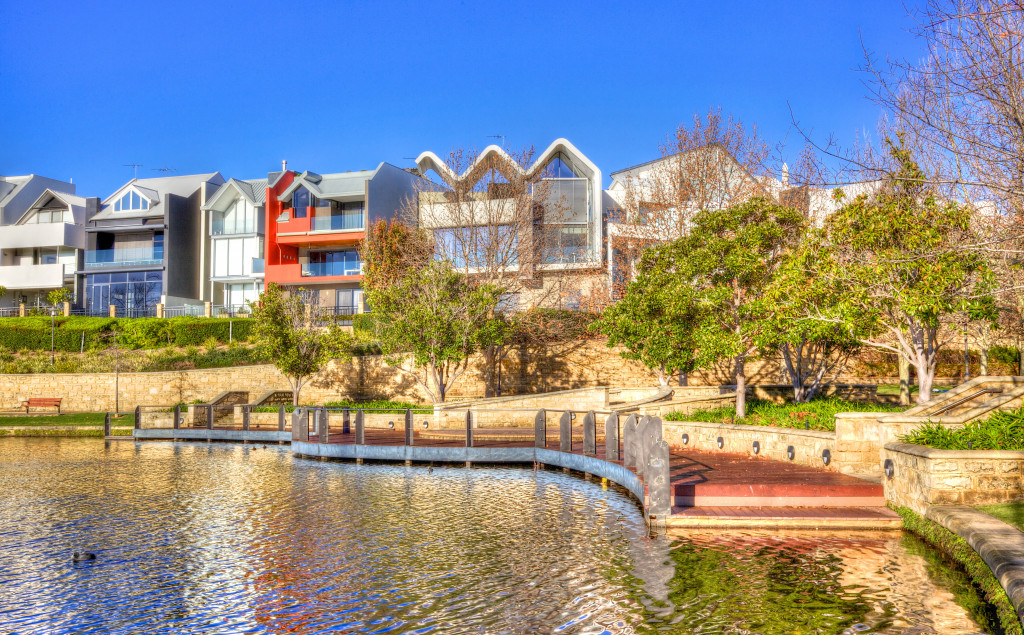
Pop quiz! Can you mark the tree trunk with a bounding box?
[656,364,669,386]
[291,380,301,406]
[917,365,934,405]
[482,345,497,398]
[780,344,805,403]
[898,356,911,407]
[735,356,746,419]
[678,371,688,386]
[981,347,989,376]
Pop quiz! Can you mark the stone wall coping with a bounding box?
[834,411,889,421]
[884,441,1024,461]
[663,419,836,440]
[434,386,609,411]
[926,505,1024,623]
[614,386,675,411]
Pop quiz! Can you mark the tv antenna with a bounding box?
[123,163,143,179]
[151,167,177,174]
[486,135,507,148]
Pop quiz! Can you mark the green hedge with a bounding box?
[0,316,253,351]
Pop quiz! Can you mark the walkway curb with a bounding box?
[927,505,1024,624]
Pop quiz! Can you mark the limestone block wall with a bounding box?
[882,442,1024,514]
[661,420,837,471]
[432,387,611,428]
[834,413,958,478]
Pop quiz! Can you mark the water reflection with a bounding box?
[0,438,996,634]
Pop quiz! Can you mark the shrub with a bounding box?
[202,335,219,351]
[116,319,169,348]
[0,316,116,352]
[169,317,252,346]
[901,408,1024,450]
[665,398,903,432]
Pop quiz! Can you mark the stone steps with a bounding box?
[673,481,885,507]
[667,505,902,529]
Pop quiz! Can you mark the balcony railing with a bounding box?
[312,212,363,232]
[85,247,163,268]
[212,220,258,236]
[301,261,362,277]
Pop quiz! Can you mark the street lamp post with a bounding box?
[50,307,56,366]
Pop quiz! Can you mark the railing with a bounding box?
[211,304,252,318]
[113,306,157,318]
[85,247,163,268]
[931,388,1004,416]
[162,305,205,318]
[312,212,363,232]
[211,220,258,236]
[0,307,20,317]
[301,260,362,277]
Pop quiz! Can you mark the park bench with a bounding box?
[21,397,62,414]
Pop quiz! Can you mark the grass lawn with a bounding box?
[0,412,112,427]
[665,398,904,432]
[978,502,1024,532]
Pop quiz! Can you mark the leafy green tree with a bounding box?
[763,249,862,402]
[249,283,353,405]
[365,259,503,404]
[812,143,997,403]
[627,197,805,417]
[46,288,71,307]
[595,246,698,385]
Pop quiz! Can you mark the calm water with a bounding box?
[0,438,1000,634]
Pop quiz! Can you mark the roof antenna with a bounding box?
[152,167,177,174]
[486,135,507,149]
[123,163,143,180]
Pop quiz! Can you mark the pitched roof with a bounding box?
[277,167,379,201]
[93,172,224,221]
[201,177,268,210]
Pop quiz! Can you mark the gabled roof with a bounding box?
[93,172,225,221]
[17,188,90,224]
[201,178,268,211]
[0,175,76,226]
[414,138,599,189]
[277,166,381,202]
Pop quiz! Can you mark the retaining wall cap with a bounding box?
[835,411,888,420]
[884,442,1024,460]
[434,386,608,410]
[662,419,836,440]
[926,505,1024,622]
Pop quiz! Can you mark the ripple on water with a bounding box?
[0,438,1000,634]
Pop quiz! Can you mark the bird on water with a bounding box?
[73,552,96,561]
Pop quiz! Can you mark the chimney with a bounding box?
[282,160,287,172]
[781,163,789,187]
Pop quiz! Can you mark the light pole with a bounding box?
[49,307,56,366]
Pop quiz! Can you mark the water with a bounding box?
[0,438,1000,634]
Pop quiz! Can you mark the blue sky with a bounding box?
[0,0,920,196]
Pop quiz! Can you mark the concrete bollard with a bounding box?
[355,410,365,445]
[342,408,351,435]
[641,417,664,480]
[635,416,652,475]
[291,407,308,442]
[242,406,250,431]
[605,412,620,461]
[623,413,639,467]
[104,412,111,436]
[465,410,474,448]
[404,409,414,446]
[207,405,214,430]
[278,405,286,431]
[173,405,181,430]
[582,411,597,457]
[318,408,328,443]
[534,410,546,448]
[62,301,70,317]
[559,411,572,453]
[134,405,141,429]
[645,439,672,520]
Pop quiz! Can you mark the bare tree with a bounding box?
[408,144,596,394]
[608,108,774,297]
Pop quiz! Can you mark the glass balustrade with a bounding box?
[85,247,163,268]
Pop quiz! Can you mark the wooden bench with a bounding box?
[22,398,62,414]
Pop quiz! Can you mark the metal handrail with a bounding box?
[930,388,1003,416]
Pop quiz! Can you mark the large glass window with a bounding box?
[212,198,258,235]
[303,250,361,277]
[223,282,261,308]
[212,236,262,278]
[313,200,364,231]
[30,209,70,224]
[433,225,517,269]
[537,178,589,224]
[112,189,150,212]
[539,225,588,264]
[335,288,362,314]
[292,187,309,218]
[85,271,162,315]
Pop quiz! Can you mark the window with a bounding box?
[540,225,588,264]
[292,187,309,218]
[213,236,261,278]
[336,288,362,314]
[31,209,69,224]
[433,225,518,269]
[85,271,162,315]
[112,189,150,212]
[313,200,364,231]
[212,197,257,235]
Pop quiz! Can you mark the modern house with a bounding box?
[263,163,422,314]
[201,177,268,310]
[413,139,607,309]
[0,175,94,309]
[81,172,224,317]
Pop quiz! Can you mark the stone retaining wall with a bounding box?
[882,442,1024,515]
[660,420,837,471]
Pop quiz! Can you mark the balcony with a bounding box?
[0,263,69,289]
[85,247,163,269]
[212,219,259,236]
[312,211,363,232]
[301,260,362,277]
[0,223,84,250]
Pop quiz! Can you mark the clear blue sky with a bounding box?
[0,0,920,196]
